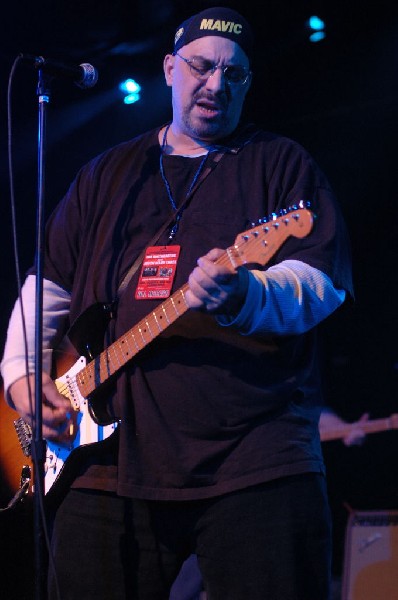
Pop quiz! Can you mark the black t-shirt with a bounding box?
[40,124,353,500]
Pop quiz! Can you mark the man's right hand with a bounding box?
[9,372,72,441]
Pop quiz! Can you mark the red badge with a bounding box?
[135,245,181,300]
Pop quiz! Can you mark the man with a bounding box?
[1,6,353,599]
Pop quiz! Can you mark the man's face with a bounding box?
[164,36,252,143]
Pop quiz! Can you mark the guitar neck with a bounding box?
[320,415,398,441]
[75,283,190,398]
[75,243,243,398]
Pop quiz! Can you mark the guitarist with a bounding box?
[1,6,354,600]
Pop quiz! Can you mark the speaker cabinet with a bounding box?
[342,510,398,599]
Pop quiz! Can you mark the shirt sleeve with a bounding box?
[216,259,346,336]
[0,275,71,400]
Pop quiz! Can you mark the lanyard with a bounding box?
[117,126,236,299]
[159,124,214,241]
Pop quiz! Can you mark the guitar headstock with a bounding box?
[231,202,314,267]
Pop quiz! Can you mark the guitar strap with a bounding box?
[116,123,260,300]
[115,162,219,299]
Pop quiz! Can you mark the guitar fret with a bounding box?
[109,345,122,371]
[169,296,179,316]
[78,363,92,396]
[126,335,134,355]
[163,302,174,322]
[161,304,171,324]
[180,287,188,308]
[227,246,242,269]
[76,368,87,390]
[144,318,155,339]
[119,336,133,360]
[102,348,115,376]
[170,289,187,316]
[152,310,164,332]
[130,332,140,352]
[116,341,128,364]
[138,324,152,344]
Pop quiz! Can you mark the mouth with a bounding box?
[195,97,224,118]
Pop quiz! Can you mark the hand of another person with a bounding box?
[185,248,249,315]
[343,412,369,447]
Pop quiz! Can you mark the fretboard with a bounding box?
[76,285,189,398]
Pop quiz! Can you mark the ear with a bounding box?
[163,54,174,87]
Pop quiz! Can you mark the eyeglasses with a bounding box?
[173,52,251,85]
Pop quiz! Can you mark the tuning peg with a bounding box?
[251,201,312,229]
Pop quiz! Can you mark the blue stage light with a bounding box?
[306,15,326,42]
[123,93,140,104]
[309,31,326,43]
[119,78,142,103]
[308,15,325,31]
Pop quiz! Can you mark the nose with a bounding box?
[205,66,227,91]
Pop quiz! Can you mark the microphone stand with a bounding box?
[32,68,52,600]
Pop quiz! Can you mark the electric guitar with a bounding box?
[2,204,314,497]
[319,414,398,442]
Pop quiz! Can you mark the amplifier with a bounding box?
[342,510,398,599]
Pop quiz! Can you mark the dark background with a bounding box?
[0,0,398,594]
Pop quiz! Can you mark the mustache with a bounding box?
[193,91,227,110]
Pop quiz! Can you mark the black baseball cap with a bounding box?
[173,6,254,61]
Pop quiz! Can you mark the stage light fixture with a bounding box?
[308,16,325,31]
[306,15,326,43]
[119,78,142,104]
[309,31,326,42]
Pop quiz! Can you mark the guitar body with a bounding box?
[0,352,117,500]
[46,356,118,494]
[0,392,33,502]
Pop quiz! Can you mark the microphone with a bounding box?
[20,54,99,89]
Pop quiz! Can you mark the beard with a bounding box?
[180,94,236,141]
